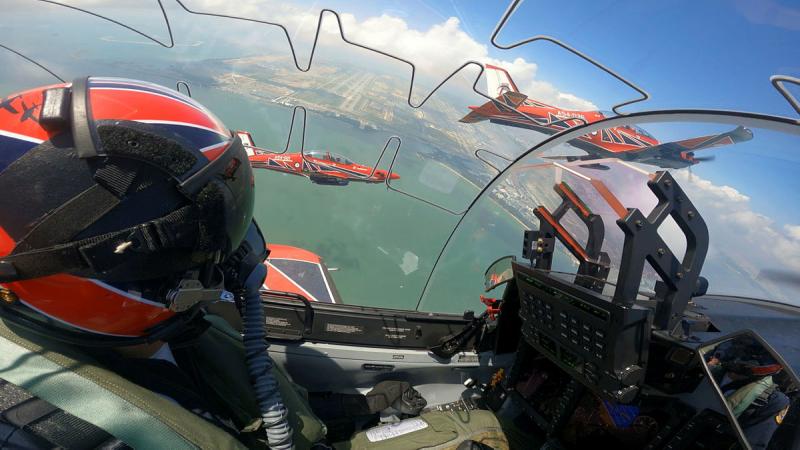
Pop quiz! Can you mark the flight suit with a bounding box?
[738,389,790,450]
[726,376,790,450]
[0,315,508,449]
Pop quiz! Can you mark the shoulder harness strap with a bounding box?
[0,378,129,449]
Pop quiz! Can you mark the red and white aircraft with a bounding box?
[461,65,753,169]
[238,131,399,186]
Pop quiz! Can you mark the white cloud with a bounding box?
[675,172,800,274]
[785,224,800,240]
[734,0,800,31]
[672,171,750,203]
[182,0,596,110]
[667,170,800,302]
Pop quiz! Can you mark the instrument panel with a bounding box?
[513,262,652,403]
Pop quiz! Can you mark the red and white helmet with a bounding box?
[0,77,255,341]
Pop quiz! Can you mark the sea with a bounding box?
[195,88,526,313]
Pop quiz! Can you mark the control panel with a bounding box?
[514,262,652,403]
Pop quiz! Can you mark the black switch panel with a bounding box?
[514,262,652,403]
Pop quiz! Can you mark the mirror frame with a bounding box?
[695,329,800,450]
[484,255,516,292]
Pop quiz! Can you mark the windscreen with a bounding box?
[419,118,800,312]
[1,1,798,314]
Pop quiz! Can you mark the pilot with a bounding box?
[0,79,508,449]
[711,338,791,450]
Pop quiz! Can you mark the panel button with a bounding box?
[594,342,605,352]
[594,330,605,339]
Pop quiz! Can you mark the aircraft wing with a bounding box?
[460,108,489,123]
[633,125,754,160]
[264,244,341,303]
[544,126,753,168]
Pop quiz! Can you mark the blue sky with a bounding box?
[345,0,800,117]
[355,0,800,223]
[403,0,800,224]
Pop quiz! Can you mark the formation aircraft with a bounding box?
[461,65,753,169]
[238,131,400,186]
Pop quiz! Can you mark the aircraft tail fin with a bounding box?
[485,64,520,97]
[236,130,257,156]
[485,64,530,107]
[460,65,531,123]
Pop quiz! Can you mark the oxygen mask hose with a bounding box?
[242,263,294,449]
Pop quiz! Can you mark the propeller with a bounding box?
[758,269,800,289]
[686,153,715,182]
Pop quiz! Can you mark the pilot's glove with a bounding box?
[365,381,427,416]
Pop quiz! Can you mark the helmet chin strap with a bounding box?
[165,265,234,313]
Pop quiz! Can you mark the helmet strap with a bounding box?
[165,266,233,313]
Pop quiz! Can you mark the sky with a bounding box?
[188,0,799,116]
[5,0,797,114]
[1,0,799,302]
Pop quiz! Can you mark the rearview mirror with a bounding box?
[484,256,515,292]
[698,330,799,450]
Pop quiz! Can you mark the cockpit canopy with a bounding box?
[598,112,657,139]
[623,124,656,139]
[307,151,353,165]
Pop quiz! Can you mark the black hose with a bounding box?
[241,264,293,449]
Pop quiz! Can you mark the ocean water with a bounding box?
[196,88,514,313]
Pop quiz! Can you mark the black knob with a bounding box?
[613,385,639,403]
[617,365,645,385]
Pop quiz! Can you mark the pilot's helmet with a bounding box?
[716,337,783,377]
[0,77,254,343]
